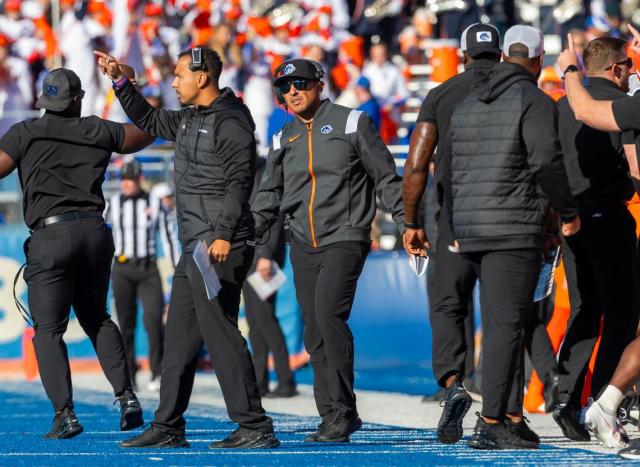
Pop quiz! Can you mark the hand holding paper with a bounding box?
[247,262,287,301]
[408,254,428,277]
[193,239,222,300]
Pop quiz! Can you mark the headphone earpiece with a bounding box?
[190,47,207,72]
[309,60,325,81]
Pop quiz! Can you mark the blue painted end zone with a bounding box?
[0,382,624,466]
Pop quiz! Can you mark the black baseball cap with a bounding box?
[35,68,85,112]
[121,160,141,180]
[460,23,501,58]
[273,59,324,86]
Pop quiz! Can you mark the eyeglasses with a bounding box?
[277,79,312,95]
[605,57,633,70]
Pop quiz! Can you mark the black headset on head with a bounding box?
[272,59,324,105]
[190,46,208,72]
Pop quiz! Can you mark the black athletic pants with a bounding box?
[289,240,369,418]
[466,248,540,419]
[152,244,273,435]
[112,260,164,380]
[243,263,294,394]
[525,299,558,387]
[25,217,131,412]
[558,203,638,407]
[428,213,477,387]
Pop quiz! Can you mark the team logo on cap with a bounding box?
[283,64,296,75]
[320,125,333,134]
[477,31,492,42]
[44,84,58,96]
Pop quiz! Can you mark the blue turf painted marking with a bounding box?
[0,381,626,466]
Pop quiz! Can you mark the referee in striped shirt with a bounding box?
[105,160,179,390]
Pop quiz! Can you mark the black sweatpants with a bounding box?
[558,203,638,406]
[112,260,164,380]
[466,248,539,420]
[25,217,131,412]
[289,240,369,418]
[243,265,294,394]
[525,299,558,387]
[152,244,272,435]
[428,213,478,387]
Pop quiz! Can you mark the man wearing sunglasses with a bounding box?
[253,58,405,442]
[0,68,152,438]
[552,36,639,443]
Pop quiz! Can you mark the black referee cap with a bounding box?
[121,160,141,180]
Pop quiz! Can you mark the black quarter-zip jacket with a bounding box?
[115,80,256,253]
[253,100,404,248]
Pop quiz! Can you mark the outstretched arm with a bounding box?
[0,151,15,179]
[119,124,155,153]
[94,51,185,141]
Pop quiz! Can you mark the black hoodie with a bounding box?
[449,62,577,252]
[116,81,256,253]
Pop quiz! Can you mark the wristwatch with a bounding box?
[403,221,422,229]
[562,64,579,78]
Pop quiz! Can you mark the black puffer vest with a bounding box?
[450,66,547,252]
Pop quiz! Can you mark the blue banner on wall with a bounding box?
[0,226,434,392]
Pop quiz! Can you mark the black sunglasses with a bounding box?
[278,79,312,94]
[605,57,632,70]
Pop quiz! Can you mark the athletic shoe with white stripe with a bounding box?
[583,398,629,449]
[619,439,640,460]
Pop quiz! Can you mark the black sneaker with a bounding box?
[44,407,83,439]
[315,410,362,443]
[264,385,298,398]
[619,439,640,460]
[467,414,538,450]
[505,417,540,446]
[553,401,590,441]
[422,388,447,402]
[209,426,280,449]
[543,373,560,414]
[116,389,144,431]
[120,426,190,448]
[437,378,472,444]
[304,413,332,443]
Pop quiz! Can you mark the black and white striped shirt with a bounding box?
[105,191,180,266]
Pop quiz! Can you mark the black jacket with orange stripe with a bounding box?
[253,100,404,248]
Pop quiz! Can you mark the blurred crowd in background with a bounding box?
[1,0,640,240]
[1,0,640,148]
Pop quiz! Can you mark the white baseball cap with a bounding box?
[152,182,174,199]
[503,25,544,58]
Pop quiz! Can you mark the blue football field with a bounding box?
[0,379,628,466]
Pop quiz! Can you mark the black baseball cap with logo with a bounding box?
[272,59,324,86]
[460,23,501,58]
[35,68,85,112]
[120,160,142,180]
